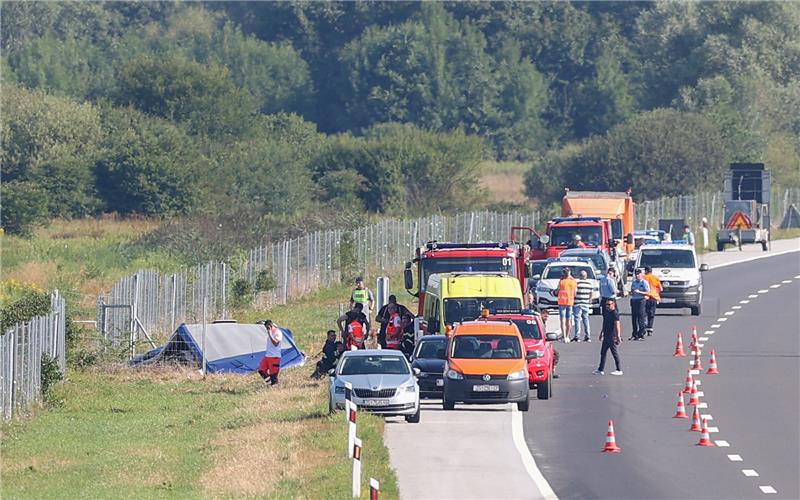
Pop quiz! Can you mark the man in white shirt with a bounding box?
[258,320,283,385]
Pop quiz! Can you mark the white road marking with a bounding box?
[699,336,709,341]
[718,318,728,322]
[696,391,704,397]
[697,402,708,408]
[511,407,558,499]
[749,294,758,298]
[695,379,702,386]
[759,486,777,494]
[740,300,750,304]
[781,280,792,284]
[743,469,760,477]
[715,440,730,447]
[795,274,800,279]
[724,311,735,316]
[732,305,742,310]
[708,247,800,270]
[758,289,769,293]
[701,414,713,420]
[769,284,781,289]
[690,369,700,375]
[711,324,721,328]
[707,426,719,433]
[696,343,705,348]
[728,454,742,461]
[704,330,715,334]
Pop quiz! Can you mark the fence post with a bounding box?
[202,296,208,379]
[376,277,390,310]
[221,262,227,319]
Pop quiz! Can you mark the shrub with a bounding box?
[0,279,50,331]
[255,270,277,292]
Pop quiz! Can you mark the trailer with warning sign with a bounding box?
[716,163,771,252]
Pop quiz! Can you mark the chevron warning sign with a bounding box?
[725,211,752,230]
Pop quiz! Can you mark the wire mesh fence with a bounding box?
[96,188,800,349]
[1,290,66,422]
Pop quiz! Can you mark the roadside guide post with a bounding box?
[701,217,709,249]
[352,437,363,497]
[345,381,356,457]
[376,277,390,310]
[369,478,380,499]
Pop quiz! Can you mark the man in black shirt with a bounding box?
[312,330,340,379]
[594,298,623,376]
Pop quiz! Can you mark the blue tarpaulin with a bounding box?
[131,322,306,373]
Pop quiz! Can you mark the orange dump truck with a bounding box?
[562,190,635,255]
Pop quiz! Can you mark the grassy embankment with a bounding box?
[1,219,402,499]
[478,160,533,209]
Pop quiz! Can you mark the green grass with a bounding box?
[1,271,404,499]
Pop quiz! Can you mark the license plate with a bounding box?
[362,399,389,406]
[660,298,676,303]
[473,385,500,392]
[436,379,444,387]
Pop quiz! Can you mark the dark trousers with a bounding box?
[630,299,647,339]
[598,339,621,371]
[645,300,657,330]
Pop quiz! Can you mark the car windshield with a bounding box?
[511,319,542,340]
[420,257,516,291]
[443,298,523,324]
[639,249,696,269]
[562,252,606,272]
[414,339,447,359]
[339,355,409,375]
[451,334,522,359]
[549,226,603,247]
[531,261,548,277]
[543,265,595,280]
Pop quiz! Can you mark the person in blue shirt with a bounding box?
[629,269,651,340]
[599,267,618,309]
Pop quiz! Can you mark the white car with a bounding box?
[329,350,421,423]
[534,260,601,313]
[635,244,708,316]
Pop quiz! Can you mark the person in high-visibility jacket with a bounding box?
[643,266,662,337]
[557,268,577,343]
[350,276,375,319]
[384,303,404,350]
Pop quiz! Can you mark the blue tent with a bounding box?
[131,322,306,373]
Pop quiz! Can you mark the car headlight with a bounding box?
[507,369,527,381]
[405,383,417,392]
[446,369,464,380]
[528,350,546,358]
[334,385,345,394]
[687,278,700,287]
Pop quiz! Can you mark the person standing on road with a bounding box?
[557,268,577,343]
[599,267,618,309]
[683,225,695,246]
[594,298,622,376]
[629,269,650,340]
[258,320,283,385]
[539,308,559,378]
[376,295,412,348]
[643,266,662,337]
[572,269,593,342]
[350,277,375,319]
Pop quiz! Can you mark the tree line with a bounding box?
[2,1,798,237]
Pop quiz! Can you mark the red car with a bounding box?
[485,311,558,399]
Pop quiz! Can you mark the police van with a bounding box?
[634,244,709,316]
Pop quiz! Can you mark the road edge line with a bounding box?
[706,244,800,271]
[511,406,558,500]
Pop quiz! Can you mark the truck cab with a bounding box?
[532,217,618,261]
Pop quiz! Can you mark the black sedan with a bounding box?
[410,335,448,398]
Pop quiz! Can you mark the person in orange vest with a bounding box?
[337,302,370,350]
[557,267,578,343]
[643,266,663,337]
[568,234,587,248]
[383,303,404,350]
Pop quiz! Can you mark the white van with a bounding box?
[634,244,708,316]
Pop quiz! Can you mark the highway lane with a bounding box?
[524,249,800,499]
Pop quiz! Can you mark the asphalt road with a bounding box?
[524,246,800,499]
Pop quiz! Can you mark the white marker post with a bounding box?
[352,437,363,498]
[369,478,380,500]
[348,400,357,460]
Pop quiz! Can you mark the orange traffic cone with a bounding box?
[674,332,686,357]
[689,405,702,431]
[673,391,688,418]
[683,371,694,393]
[696,418,715,446]
[602,420,621,453]
[688,379,700,406]
[692,325,698,340]
[706,350,719,374]
[692,350,703,371]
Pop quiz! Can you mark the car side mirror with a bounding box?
[327,368,336,376]
[625,233,634,245]
[539,234,550,245]
[412,367,421,376]
[532,274,541,280]
[699,263,709,272]
[404,263,414,291]
[545,332,561,342]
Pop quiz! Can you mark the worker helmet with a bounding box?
[573,234,582,241]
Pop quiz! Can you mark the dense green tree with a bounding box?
[0,181,50,236]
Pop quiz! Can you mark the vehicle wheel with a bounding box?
[717,242,725,252]
[517,399,530,412]
[405,407,421,423]
[761,240,769,251]
[537,373,551,400]
[443,398,455,411]
[690,304,701,316]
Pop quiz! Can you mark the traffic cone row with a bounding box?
[602,420,621,453]
[673,391,688,418]
[691,349,703,371]
[706,350,719,374]
[696,418,714,446]
[688,379,701,406]
[674,332,686,357]
[689,405,702,431]
[683,371,694,393]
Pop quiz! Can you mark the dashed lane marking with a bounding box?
[781,280,792,284]
[699,336,709,341]
[711,324,721,328]
[759,486,777,494]
[795,274,800,279]
[725,311,735,316]
[739,300,750,304]
[707,426,719,433]
[728,454,743,461]
[732,305,742,310]
[696,343,705,348]
[749,294,759,298]
[718,318,728,322]
[715,440,730,447]
[758,289,769,293]
[690,369,700,375]
[743,469,760,477]
[704,330,715,334]
[697,402,708,408]
[701,414,713,420]
[696,391,705,397]
[695,379,702,386]
[769,284,781,289]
